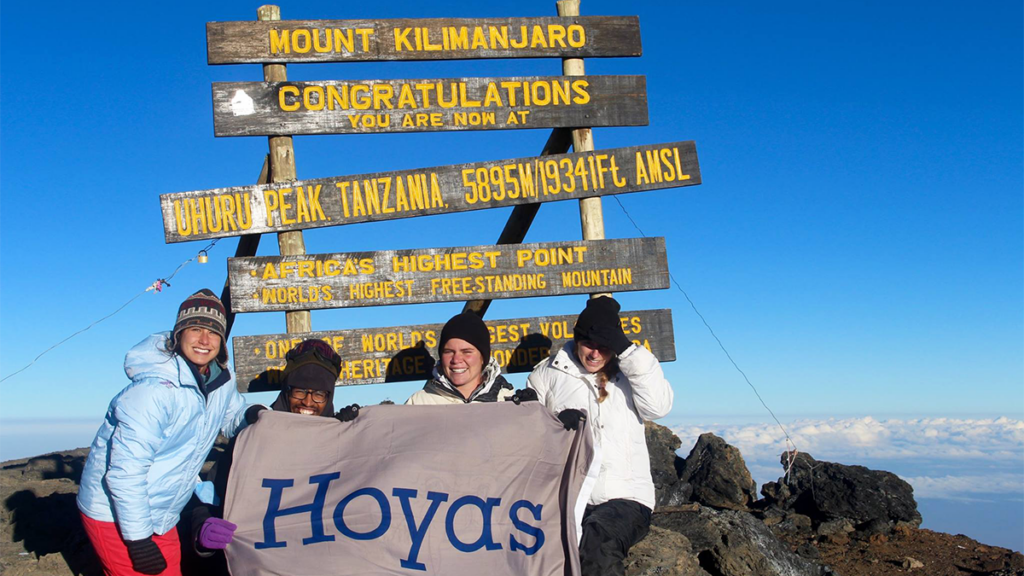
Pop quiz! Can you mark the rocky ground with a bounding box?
[2,426,1021,575]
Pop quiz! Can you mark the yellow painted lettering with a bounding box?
[351,85,371,110]
[567,25,585,47]
[355,28,373,51]
[530,25,547,48]
[334,28,354,53]
[336,182,351,217]
[278,86,300,111]
[303,86,324,111]
[510,26,528,48]
[571,80,590,104]
[269,30,289,53]
[471,27,488,49]
[635,152,649,184]
[309,185,326,221]
[263,190,279,226]
[393,28,413,51]
[489,26,508,49]
[312,29,331,53]
[547,25,567,48]
[291,29,311,53]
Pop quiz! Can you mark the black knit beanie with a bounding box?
[438,312,491,360]
[573,296,622,342]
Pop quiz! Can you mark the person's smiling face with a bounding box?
[576,340,612,374]
[441,338,485,397]
[287,387,328,416]
[179,327,220,369]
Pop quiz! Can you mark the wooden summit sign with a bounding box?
[233,309,674,390]
[207,16,642,64]
[212,75,648,136]
[228,237,668,313]
[161,141,700,243]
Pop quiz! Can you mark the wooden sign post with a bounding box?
[212,75,648,137]
[167,3,698,393]
[160,141,700,243]
[560,0,608,300]
[207,16,643,63]
[228,237,669,313]
[233,309,674,390]
[259,5,309,334]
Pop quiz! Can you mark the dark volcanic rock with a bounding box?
[1,449,101,576]
[625,525,710,576]
[3,428,1016,576]
[653,506,832,576]
[678,433,757,510]
[645,422,692,507]
[761,451,922,529]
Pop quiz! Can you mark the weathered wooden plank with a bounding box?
[219,154,269,337]
[258,5,312,335]
[207,16,642,64]
[233,309,674,391]
[212,75,648,137]
[161,141,698,243]
[560,0,608,299]
[228,237,668,313]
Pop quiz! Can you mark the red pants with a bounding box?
[80,513,182,576]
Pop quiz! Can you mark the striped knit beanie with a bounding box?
[173,289,228,364]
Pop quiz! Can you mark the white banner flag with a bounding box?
[223,403,594,576]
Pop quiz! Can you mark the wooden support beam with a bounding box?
[258,5,311,334]
[558,0,610,299]
[220,155,269,338]
[461,127,573,317]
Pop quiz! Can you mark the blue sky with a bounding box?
[1,0,1021,551]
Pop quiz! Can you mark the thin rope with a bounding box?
[610,196,798,456]
[0,240,220,383]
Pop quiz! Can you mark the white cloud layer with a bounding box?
[902,474,1024,500]
[667,416,1024,500]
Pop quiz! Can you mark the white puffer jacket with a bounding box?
[526,342,673,509]
[405,357,515,405]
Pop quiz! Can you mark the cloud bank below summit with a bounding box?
[669,416,1024,500]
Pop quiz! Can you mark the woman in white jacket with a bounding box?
[527,296,673,576]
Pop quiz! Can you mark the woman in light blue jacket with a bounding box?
[77,289,252,576]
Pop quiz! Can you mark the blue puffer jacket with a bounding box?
[77,332,249,540]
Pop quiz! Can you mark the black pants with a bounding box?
[579,499,652,576]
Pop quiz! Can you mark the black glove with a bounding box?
[557,409,586,431]
[335,404,360,423]
[244,404,267,425]
[511,388,538,404]
[588,324,633,356]
[125,536,167,575]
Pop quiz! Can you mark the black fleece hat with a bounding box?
[438,312,491,360]
[271,339,342,417]
[573,296,622,342]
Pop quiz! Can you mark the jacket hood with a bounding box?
[549,341,586,377]
[124,332,194,389]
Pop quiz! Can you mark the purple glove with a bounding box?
[197,517,237,550]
